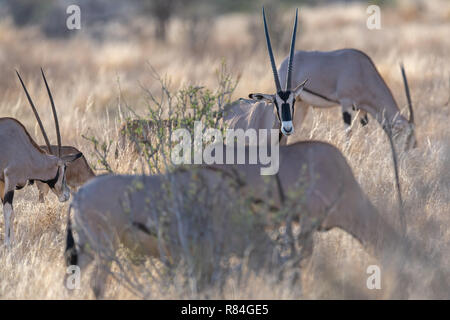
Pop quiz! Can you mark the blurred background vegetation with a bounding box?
[0,0,396,39]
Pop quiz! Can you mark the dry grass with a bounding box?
[0,0,449,299]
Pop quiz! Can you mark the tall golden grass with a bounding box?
[0,0,449,299]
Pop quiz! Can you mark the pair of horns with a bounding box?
[263,7,298,92]
[400,63,414,124]
[16,68,62,157]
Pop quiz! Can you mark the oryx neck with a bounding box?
[30,153,59,182]
[38,165,60,188]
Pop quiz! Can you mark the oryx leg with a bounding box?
[0,181,4,203]
[64,224,98,297]
[64,219,110,299]
[90,257,111,299]
[82,224,116,299]
[2,174,16,246]
[36,181,50,203]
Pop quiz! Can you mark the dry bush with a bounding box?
[79,70,316,298]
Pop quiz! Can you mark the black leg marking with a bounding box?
[65,205,78,266]
[360,114,369,126]
[3,190,14,205]
[65,225,78,266]
[343,111,352,126]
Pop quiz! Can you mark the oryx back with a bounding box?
[0,118,56,185]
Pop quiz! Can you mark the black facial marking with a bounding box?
[360,114,369,126]
[277,91,291,101]
[276,91,294,123]
[3,190,14,205]
[281,103,292,121]
[343,111,352,125]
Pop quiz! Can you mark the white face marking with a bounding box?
[281,121,294,135]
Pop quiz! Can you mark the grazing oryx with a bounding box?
[63,138,438,298]
[244,9,416,151]
[35,145,95,203]
[0,70,82,246]
[241,8,307,143]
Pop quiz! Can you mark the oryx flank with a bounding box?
[36,145,95,203]
[0,69,82,246]
[65,140,417,298]
[245,8,416,151]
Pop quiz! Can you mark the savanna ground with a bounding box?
[0,0,449,299]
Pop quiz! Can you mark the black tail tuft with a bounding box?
[65,205,78,266]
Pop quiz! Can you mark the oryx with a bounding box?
[64,140,428,298]
[245,8,416,151]
[244,7,307,143]
[0,69,82,246]
[35,145,95,203]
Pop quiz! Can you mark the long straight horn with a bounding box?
[41,68,61,158]
[400,63,414,124]
[16,70,53,154]
[385,116,406,235]
[262,7,282,93]
[285,8,298,91]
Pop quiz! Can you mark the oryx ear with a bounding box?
[248,93,275,103]
[293,79,309,97]
[61,152,83,163]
